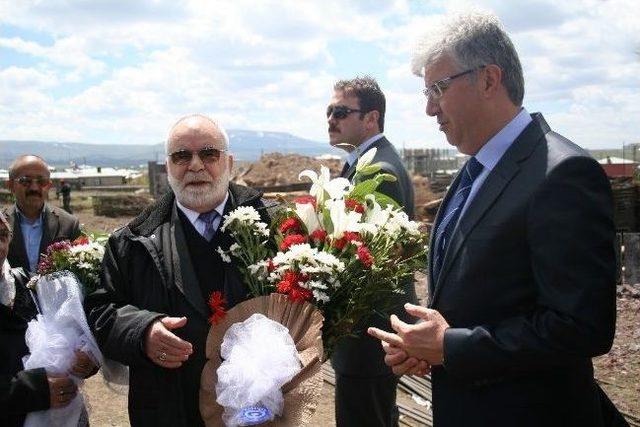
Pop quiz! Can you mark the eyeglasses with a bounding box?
[15,176,50,187]
[422,66,485,101]
[168,146,227,165]
[326,105,362,120]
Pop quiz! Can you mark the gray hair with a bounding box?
[411,12,524,106]
[165,114,230,153]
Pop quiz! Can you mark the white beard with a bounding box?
[168,168,230,212]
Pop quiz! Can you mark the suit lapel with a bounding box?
[170,204,208,319]
[429,114,547,307]
[40,204,59,255]
[7,206,30,270]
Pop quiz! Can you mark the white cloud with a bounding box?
[0,0,638,149]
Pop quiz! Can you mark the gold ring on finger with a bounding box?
[158,351,167,362]
[59,390,65,396]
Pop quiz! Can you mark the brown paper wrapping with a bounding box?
[200,294,324,426]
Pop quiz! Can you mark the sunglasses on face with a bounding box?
[168,146,227,166]
[326,105,362,120]
[15,176,50,187]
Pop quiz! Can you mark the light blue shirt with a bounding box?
[460,108,533,219]
[17,208,44,272]
[176,193,229,238]
[345,133,385,170]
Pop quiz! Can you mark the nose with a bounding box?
[426,96,440,117]
[187,152,205,171]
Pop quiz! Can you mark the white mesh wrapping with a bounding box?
[22,272,103,427]
[215,313,301,426]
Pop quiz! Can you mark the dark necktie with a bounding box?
[198,210,219,242]
[339,161,351,178]
[432,157,483,283]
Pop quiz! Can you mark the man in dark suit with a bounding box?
[4,155,81,272]
[368,13,620,427]
[327,76,417,427]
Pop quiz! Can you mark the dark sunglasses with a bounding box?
[16,176,50,187]
[326,105,362,120]
[168,146,226,165]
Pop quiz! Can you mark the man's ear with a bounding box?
[480,64,503,98]
[366,110,380,131]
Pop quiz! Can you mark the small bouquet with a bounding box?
[36,235,107,295]
[203,148,427,426]
[23,234,109,427]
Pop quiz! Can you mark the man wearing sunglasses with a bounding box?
[4,155,81,272]
[327,76,416,427]
[85,114,276,427]
[368,13,621,427]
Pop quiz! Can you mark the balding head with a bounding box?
[8,155,50,179]
[166,114,229,154]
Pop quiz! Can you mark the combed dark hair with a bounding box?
[333,75,386,132]
[412,13,525,106]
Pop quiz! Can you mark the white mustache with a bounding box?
[182,173,214,186]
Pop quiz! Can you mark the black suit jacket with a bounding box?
[429,113,617,426]
[5,204,82,271]
[331,136,418,376]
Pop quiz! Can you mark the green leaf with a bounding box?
[371,191,400,208]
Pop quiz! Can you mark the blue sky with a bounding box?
[1,0,638,150]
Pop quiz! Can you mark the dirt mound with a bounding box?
[234,153,342,188]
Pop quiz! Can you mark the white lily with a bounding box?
[295,202,321,233]
[355,147,377,172]
[328,199,362,239]
[299,166,351,205]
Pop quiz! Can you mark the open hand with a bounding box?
[144,316,193,368]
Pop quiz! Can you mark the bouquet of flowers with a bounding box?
[36,235,107,295]
[217,147,428,355]
[23,234,110,427]
[201,149,427,426]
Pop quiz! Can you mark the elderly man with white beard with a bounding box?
[85,115,276,427]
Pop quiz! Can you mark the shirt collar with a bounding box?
[16,205,44,225]
[475,108,532,172]
[345,133,384,168]
[176,192,229,226]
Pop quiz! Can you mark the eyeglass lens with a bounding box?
[170,147,224,165]
[17,176,50,186]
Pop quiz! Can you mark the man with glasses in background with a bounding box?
[4,155,81,272]
[368,13,623,426]
[85,114,275,427]
[327,76,416,427]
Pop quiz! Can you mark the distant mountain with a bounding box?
[0,130,343,168]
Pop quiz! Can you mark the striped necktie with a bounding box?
[432,157,483,283]
[198,210,219,242]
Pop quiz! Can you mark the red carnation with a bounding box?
[357,246,374,268]
[279,217,302,234]
[345,198,365,213]
[207,291,227,325]
[280,234,307,251]
[293,195,317,209]
[310,229,327,242]
[267,259,275,272]
[343,231,362,243]
[333,237,347,250]
[288,284,313,303]
[72,236,89,246]
[277,279,293,293]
